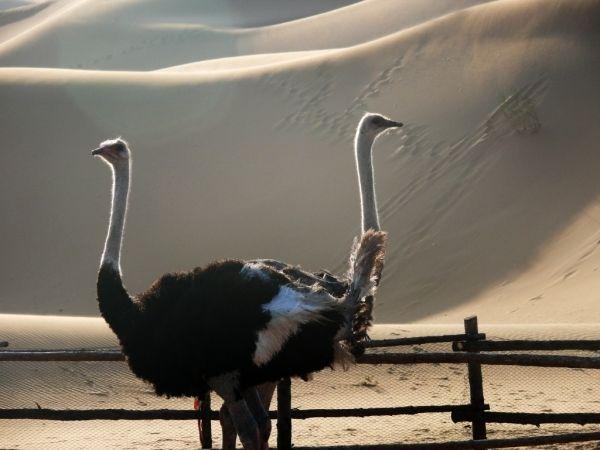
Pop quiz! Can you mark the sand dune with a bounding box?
[0,0,493,70]
[0,1,51,28]
[156,50,334,73]
[0,0,598,324]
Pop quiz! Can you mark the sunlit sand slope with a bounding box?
[0,0,598,325]
[0,0,492,70]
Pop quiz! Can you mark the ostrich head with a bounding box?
[358,113,403,139]
[92,138,130,166]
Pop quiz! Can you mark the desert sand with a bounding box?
[1,0,599,448]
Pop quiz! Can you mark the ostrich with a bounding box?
[92,113,399,450]
[195,112,403,449]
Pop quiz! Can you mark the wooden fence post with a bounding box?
[464,316,487,440]
[277,377,292,450]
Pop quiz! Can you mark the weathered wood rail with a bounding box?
[2,315,600,449]
[3,349,600,368]
[0,405,479,421]
[453,339,600,352]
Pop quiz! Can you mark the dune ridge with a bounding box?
[0,0,495,70]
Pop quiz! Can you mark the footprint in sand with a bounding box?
[377,76,549,241]
[269,53,406,141]
[484,76,548,138]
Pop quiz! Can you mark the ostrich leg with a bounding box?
[226,399,261,450]
[257,382,276,447]
[219,403,237,450]
[209,374,261,450]
[220,382,277,449]
[257,382,277,409]
[243,386,273,450]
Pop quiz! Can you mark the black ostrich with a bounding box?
[92,112,401,450]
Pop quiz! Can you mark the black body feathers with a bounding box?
[98,260,345,398]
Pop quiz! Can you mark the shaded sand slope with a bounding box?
[0,0,64,44]
[0,0,493,70]
[2,314,600,448]
[0,0,598,324]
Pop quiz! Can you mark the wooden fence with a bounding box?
[2,316,600,449]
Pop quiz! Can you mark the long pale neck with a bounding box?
[97,161,138,342]
[355,130,380,233]
[101,163,130,272]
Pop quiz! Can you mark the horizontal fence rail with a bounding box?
[363,333,485,348]
[0,408,219,421]
[0,404,486,421]
[357,352,600,368]
[286,404,487,419]
[4,350,600,368]
[0,349,124,361]
[453,339,600,352]
[453,410,600,426]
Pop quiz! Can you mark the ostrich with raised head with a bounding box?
[92,112,400,450]
[211,112,401,448]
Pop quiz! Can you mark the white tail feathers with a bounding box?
[340,229,387,341]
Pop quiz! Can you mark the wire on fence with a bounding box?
[3,316,600,449]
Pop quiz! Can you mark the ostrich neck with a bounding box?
[102,163,130,272]
[97,161,138,341]
[355,131,380,233]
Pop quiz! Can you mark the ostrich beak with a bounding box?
[91,147,103,156]
[384,119,403,129]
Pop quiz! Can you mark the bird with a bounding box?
[92,112,399,450]
[208,112,402,449]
